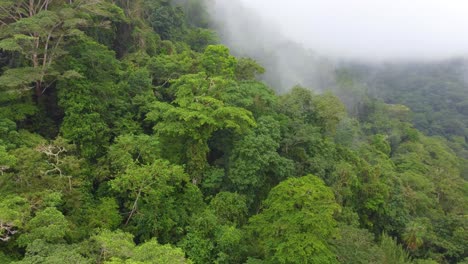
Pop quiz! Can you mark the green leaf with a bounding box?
[0,37,22,51]
[0,67,42,88]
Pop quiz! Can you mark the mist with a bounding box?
[207,0,337,92]
[206,0,468,91]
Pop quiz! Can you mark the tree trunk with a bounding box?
[35,81,42,98]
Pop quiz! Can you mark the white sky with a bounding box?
[239,0,468,60]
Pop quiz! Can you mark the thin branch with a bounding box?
[28,0,34,17]
[125,188,142,225]
[0,6,20,22]
[41,79,57,95]
[43,162,62,177]
[38,0,52,12]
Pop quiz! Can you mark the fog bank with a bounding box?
[206,0,468,91]
[237,0,468,61]
[207,0,337,92]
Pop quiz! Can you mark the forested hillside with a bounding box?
[339,61,468,158]
[0,1,467,263]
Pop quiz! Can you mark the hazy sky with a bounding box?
[238,0,468,60]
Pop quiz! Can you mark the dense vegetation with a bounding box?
[0,1,467,263]
[339,61,468,158]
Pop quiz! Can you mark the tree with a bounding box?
[228,116,294,207]
[208,192,248,226]
[0,145,16,175]
[92,229,135,262]
[0,195,29,242]
[235,57,265,81]
[34,137,82,191]
[379,233,411,264]
[311,92,347,135]
[201,45,237,77]
[248,175,339,263]
[17,207,70,247]
[331,225,384,264]
[147,0,185,40]
[402,220,426,251]
[85,198,122,231]
[180,203,247,264]
[110,159,204,242]
[185,28,218,52]
[0,0,122,99]
[106,134,161,173]
[110,160,188,225]
[217,80,277,117]
[146,73,255,182]
[130,239,191,264]
[91,229,191,264]
[58,38,131,159]
[147,50,197,86]
[13,239,90,264]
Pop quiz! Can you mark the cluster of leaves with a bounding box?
[0,1,466,264]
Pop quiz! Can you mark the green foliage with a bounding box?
[201,45,237,77]
[0,195,30,242]
[131,239,191,264]
[0,1,467,263]
[107,134,160,172]
[379,233,412,264]
[0,145,16,174]
[93,229,135,261]
[110,159,204,242]
[209,192,248,226]
[58,37,134,159]
[0,252,13,263]
[228,116,294,207]
[402,220,427,251]
[146,50,197,86]
[0,0,122,124]
[13,239,90,264]
[86,198,122,230]
[220,81,277,117]
[248,175,339,263]
[174,0,211,28]
[147,72,255,180]
[332,225,383,264]
[312,92,347,135]
[0,118,20,147]
[179,230,215,264]
[180,207,246,264]
[147,0,186,40]
[235,58,265,81]
[17,207,70,246]
[93,230,191,264]
[185,28,218,52]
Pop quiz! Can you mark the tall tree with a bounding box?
[146,72,255,183]
[0,0,121,98]
[248,175,339,264]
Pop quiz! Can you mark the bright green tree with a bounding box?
[248,175,339,263]
[379,233,411,264]
[17,207,70,246]
[13,239,90,264]
[0,0,122,107]
[110,159,204,242]
[201,45,237,77]
[228,116,294,207]
[0,195,30,242]
[146,73,255,182]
